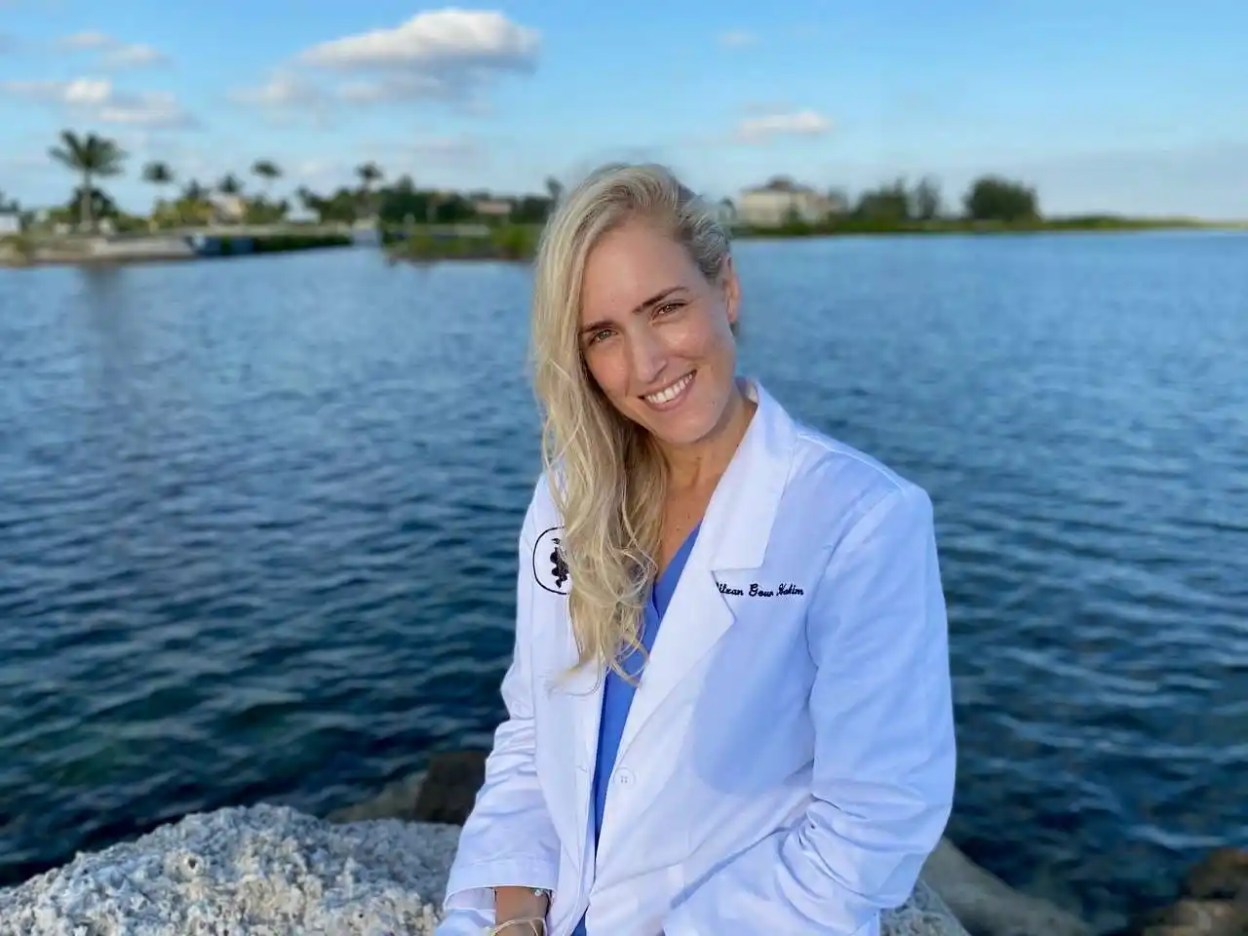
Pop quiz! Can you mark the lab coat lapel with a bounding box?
[608,380,795,776]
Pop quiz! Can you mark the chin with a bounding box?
[635,398,726,448]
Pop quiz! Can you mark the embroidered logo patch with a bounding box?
[533,526,570,594]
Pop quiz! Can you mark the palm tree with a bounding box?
[356,162,383,220]
[356,162,383,190]
[182,179,208,202]
[251,159,281,201]
[142,161,174,228]
[48,130,126,231]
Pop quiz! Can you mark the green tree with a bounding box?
[48,130,126,231]
[356,162,383,190]
[65,185,120,224]
[251,159,281,199]
[854,177,911,222]
[356,162,383,218]
[218,173,243,196]
[964,175,1039,222]
[913,175,942,221]
[142,161,175,227]
[181,179,209,202]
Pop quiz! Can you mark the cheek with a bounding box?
[584,347,628,398]
[674,310,731,358]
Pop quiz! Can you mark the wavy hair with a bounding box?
[529,163,733,679]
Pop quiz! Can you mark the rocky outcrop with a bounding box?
[29,750,1246,936]
[0,795,968,935]
[920,837,1093,936]
[1110,847,1248,936]
[0,804,459,936]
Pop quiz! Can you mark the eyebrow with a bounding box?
[580,286,686,337]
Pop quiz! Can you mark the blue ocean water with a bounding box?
[1,233,1245,928]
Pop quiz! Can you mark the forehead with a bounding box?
[579,219,700,322]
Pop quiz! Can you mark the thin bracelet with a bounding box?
[483,917,546,936]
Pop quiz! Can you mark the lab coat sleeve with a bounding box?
[665,483,957,935]
[437,491,561,930]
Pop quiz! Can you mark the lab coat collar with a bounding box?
[694,376,794,574]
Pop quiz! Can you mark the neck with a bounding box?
[659,379,755,493]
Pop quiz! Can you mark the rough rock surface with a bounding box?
[1110,846,1248,936]
[920,837,1093,936]
[0,804,458,936]
[0,802,969,935]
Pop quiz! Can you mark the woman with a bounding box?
[436,164,956,935]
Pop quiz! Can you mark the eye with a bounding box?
[654,300,684,317]
[586,326,615,346]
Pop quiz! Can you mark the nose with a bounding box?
[627,325,666,386]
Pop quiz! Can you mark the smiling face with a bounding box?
[578,216,741,451]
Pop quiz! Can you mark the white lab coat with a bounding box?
[437,379,956,936]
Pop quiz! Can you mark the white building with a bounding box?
[737,177,840,227]
[0,212,20,236]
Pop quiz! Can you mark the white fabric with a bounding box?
[438,379,957,936]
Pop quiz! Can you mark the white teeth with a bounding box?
[644,373,693,405]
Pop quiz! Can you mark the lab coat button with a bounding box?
[616,768,635,786]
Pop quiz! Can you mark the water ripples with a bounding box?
[1,235,1245,928]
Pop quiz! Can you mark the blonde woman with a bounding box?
[436,164,956,936]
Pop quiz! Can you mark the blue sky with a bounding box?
[2,0,1246,218]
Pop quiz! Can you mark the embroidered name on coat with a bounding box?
[718,582,805,597]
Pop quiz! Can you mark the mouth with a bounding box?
[641,371,695,411]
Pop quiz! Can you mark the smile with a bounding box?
[642,372,695,409]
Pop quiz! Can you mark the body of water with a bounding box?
[1,233,1245,929]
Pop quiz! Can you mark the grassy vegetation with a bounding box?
[0,234,38,267]
[251,232,351,253]
[387,224,540,261]
[734,215,1219,239]
[198,232,352,256]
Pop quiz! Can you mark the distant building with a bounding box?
[0,212,20,236]
[473,198,513,219]
[211,194,248,224]
[737,177,839,227]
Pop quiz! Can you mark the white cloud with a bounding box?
[0,77,193,128]
[735,109,832,143]
[718,30,758,48]
[230,71,324,108]
[104,43,168,68]
[408,135,482,162]
[297,8,538,104]
[302,9,537,70]
[336,74,458,103]
[58,31,114,50]
[56,31,169,68]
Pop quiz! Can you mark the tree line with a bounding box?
[827,174,1040,224]
[11,129,562,233]
[8,128,1043,235]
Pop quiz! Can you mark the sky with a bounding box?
[1,0,1246,219]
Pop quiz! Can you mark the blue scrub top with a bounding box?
[572,524,700,936]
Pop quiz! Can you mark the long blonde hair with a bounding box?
[529,163,733,678]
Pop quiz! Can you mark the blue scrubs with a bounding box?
[572,524,700,936]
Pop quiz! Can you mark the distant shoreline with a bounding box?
[731,216,1245,239]
[4,218,1243,269]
